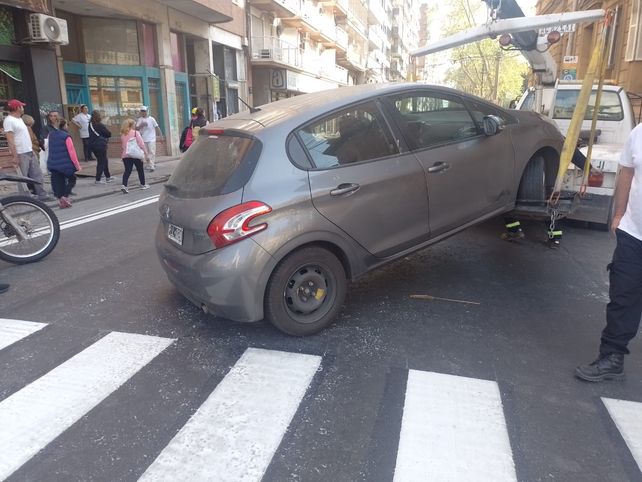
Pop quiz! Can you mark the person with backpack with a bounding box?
[179,107,207,152]
[88,110,114,184]
[120,118,149,193]
[47,119,81,209]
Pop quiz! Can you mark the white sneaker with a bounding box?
[95,180,106,185]
[149,167,156,172]
[141,184,150,190]
[105,177,115,183]
[121,185,129,194]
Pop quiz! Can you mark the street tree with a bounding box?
[441,0,529,106]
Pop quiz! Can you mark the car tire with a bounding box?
[265,246,347,336]
[517,154,546,202]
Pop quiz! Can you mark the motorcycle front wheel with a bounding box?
[0,195,60,264]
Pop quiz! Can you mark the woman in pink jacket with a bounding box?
[120,118,149,193]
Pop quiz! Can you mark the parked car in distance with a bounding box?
[156,83,564,336]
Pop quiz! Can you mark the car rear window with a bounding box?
[165,133,261,198]
[552,90,624,121]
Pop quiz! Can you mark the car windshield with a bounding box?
[552,90,624,121]
[165,133,260,198]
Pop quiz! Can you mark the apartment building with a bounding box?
[1,0,245,160]
[536,0,642,100]
[388,0,419,81]
[247,0,371,105]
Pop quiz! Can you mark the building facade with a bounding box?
[536,0,642,112]
[1,0,423,169]
[1,0,246,162]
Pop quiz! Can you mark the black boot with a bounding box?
[575,353,625,382]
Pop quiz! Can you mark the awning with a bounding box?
[0,63,22,82]
[0,0,48,14]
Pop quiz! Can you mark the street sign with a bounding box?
[561,55,578,80]
[539,24,576,36]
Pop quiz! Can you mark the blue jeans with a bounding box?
[600,229,642,355]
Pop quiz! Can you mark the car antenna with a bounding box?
[238,97,260,113]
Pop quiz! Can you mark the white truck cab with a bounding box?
[516,82,636,226]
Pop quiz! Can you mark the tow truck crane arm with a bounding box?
[410,6,604,86]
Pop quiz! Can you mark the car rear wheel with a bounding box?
[517,154,546,202]
[265,246,347,336]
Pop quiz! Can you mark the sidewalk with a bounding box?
[3,156,181,205]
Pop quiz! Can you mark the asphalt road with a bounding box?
[1,184,641,482]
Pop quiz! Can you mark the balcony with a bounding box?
[367,0,387,26]
[250,37,303,70]
[319,64,349,84]
[250,0,301,18]
[320,0,349,18]
[335,27,349,51]
[368,26,385,51]
[337,45,366,71]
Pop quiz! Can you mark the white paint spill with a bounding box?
[0,331,174,480]
[139,347,321,482]
[603,397,642,471]
[394,370,516,482]
[0,318,47,351]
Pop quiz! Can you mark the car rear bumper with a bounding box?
[155,223,275,322]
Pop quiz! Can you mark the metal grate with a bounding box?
[0,7,15,46]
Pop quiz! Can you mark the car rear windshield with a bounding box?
[552,90,624,121]
[165,133,261,198]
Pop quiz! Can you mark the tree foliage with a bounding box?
[440,0,529,105]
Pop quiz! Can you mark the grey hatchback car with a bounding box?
[156,83,564,335]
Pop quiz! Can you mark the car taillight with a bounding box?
[207,201,272,249]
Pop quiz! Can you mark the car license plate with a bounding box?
[167,224,183,245]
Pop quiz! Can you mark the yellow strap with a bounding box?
[548,230,563,236]
[551,10,612,201]
[505,221,521,228]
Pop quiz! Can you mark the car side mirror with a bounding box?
[482,115,505,136]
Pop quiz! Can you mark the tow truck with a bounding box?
[411,1,624,228]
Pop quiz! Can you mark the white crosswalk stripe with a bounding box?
[5,316,642,481]
[139,347,321,482]
[394,370,517,482]
[0,318,47,351]
[0,331,174,480]
[603,397,642,472]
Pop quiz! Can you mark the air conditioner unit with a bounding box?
[29,14,69,45]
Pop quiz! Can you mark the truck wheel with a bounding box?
[517,155,546,202]
[264,246,347,336]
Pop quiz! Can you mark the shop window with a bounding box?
[141,23,157,67]
[83,18,140,65]
[148,78,163,131]
[0,6,15,46]
[170,32,185,72]
[89,76,143,135]
[626,0,642,61]
[175,81,187,130]
[0,63,24,104]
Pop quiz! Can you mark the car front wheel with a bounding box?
[265,246,347,336]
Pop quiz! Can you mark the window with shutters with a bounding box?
[626,0,642,61]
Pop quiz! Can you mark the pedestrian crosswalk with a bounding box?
[0,317,641,481]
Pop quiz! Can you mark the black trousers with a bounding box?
[122,157,145,186]
[81,137,93,161]
[600,229,642,355]
[94,148,111,181]
[50,170,76,198]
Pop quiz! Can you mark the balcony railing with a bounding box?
[250,37,303,69]
[336,27,349,50]
[319,64,349,84]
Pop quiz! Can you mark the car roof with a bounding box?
[212,82,494,132]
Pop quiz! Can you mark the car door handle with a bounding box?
[330,183,360,196]
[427,162,450,173]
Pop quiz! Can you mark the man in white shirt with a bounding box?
[3,99,51,201]
[71,104,94,162]
[576,124,642,382]
[135,106,161,171]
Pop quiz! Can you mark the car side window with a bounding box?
[387,93,478,150]
[296,101,399,168]
[466,100,509,126]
